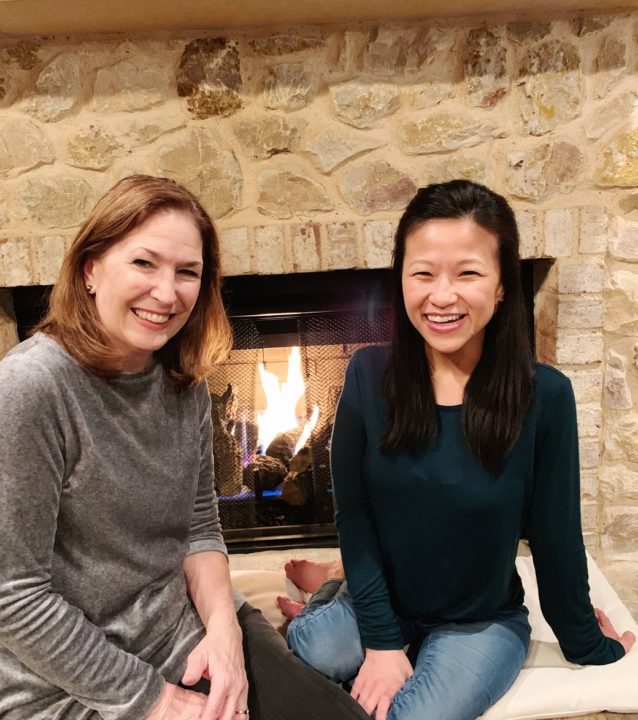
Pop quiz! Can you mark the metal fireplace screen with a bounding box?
[206,310,392,548]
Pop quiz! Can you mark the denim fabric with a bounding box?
[287,582,531,720]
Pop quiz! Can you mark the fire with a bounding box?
[256,346,319,455]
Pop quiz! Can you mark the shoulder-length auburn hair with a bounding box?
[37,174,232,389]
[381,179,534,475]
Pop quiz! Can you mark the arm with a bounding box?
[527,370,626,665]
[0,358,163,720]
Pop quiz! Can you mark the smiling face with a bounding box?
[401,217,503,369]
[84,210,204,373]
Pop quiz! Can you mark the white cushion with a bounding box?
[230,551,638,720]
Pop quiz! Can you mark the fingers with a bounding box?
[375,695,393,720]
[181,647,205,687]
[621,630,636,654]
[200,667,248,720]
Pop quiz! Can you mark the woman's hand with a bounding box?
[595,608,636,654]
[350,648,413,720]
[181,618,248,720]
[144,683,206,720]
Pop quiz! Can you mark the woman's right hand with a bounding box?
[595,608,636,654]
[350,648,413,720]
[144,682,207,720]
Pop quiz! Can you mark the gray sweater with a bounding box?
[0,333,234,720]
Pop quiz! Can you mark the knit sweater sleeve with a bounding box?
[526,367,624,665]
[187,382,228,557]
[0,355,163,720]
[331,351,404,649]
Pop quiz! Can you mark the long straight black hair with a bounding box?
[381,180,534,475]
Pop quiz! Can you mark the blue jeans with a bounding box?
[287,581,531,720]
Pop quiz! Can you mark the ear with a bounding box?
[84,259,95,287]
[496,283,504,303]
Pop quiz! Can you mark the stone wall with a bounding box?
[0,12,637,605]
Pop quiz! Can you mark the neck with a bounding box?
[426,335,483,405]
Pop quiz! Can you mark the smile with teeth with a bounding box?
[133,308,172,324]
[425,314,465,324]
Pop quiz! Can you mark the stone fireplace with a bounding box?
[0,5,637,611]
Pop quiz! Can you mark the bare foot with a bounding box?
[284,558,344,594]
[276,595,306,620]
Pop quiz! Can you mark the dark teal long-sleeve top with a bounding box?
[331,345,624,665]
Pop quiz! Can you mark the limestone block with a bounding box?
[619,193,638,215]
[249,36,324,55]
[609,220,638,261]
[0,117,54,176]
[16,175,95,229]
[330,81,402,129]
[363,220,394,268]
[505,141,583,201]
[581,500,599,533]
[576,403,602,438]
[339,160,416,216]
[605,269,638,334]
[405,83,453,109]
[325,222,359,270]
[257,168,333,219]
[561,367,602,404]
[543,208,573,257]
[337,31,366,73]
[31,235,67,285]
[517,41,581,135]
[67,127,122,170]
[580,469,599,499]
[596,128,638,187]
[593,35,626,98]
[580,439,601,469]
[24,53,81,122]
[263,63,316,111]
[506,21,551,42]
[4,39,41,70]
[177,38,242,119]
[604,350,633,409]
[515,209,542,259]
[124,111,186,146]
[0,237,32,286]
[600,464,638,504]
[464,28,508,107]
[557,297,604,329]
[233,116,307,160]
[156,129,242,219]
[363,27,439,76]
[0,289,19,359]
[253,225,288,274]
[399,112,505,154]
[555,330,603,364]
[219,227,251,276]
[601,508,638,558]
[424,156,489,187]
[579,206,612,254]
[571,15,613,36]
[603,413,638,463]
[291,223,321,272]
[92,56,170,113]
[557,262,604,293]
[302,129,385,174]
[584,93,637,141]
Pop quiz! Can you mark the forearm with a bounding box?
[183,550,238,630]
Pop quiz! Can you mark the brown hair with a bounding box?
[37,174,232,389]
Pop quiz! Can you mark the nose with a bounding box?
[429,275,457,307]
[149,270,177,306]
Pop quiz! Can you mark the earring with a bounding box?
[86,284,94,294]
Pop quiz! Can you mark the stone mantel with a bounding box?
[0,0,637,36]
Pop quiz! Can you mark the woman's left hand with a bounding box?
[182,616,248,720]
[595,608,636,654]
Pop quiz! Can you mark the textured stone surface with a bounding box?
[177,38,242,119]
[0,236,31,286]
[610,220,638,261]
[557,297,604,329]
[362,27,434,76]
[580,439,601,469]
[302,129,384,173]
[0,289,19,359]
[424,155,489,186]
[253,225,288,274]
[561,367,603,404]
[233,116,307,160]
[67,127,122,170]
[4,40,41,70]
[337,31,366,73]
[249,36,324,55]
[579,206,612,254]
[0,117,54,175]
[464,28,507,107]
[596,129,638,187]
[584,93,637,141]
[31,234,67,284]
[558,262,605,294]
[219,227,251,276]
[156,129,242,219]
[257,168,333,219]
[405,83,453,109]
[263,63,315,111]
[331,81,401,129]
[291,223,321,272]
[124,111,186,146]
[593,35,626,97]
[399,112,505,154]
[516,209,541,259]
[517,41,581,135]
[506,21,551,42]
[578,404,602,438]
[555,331,603,364]
[601,508,638,557]
[25,53,81,122]
[16,175,95,229]
[571,15,612,36]
[339,160,416,215]
[606,269,638,334]
[505,141,583,201]
[363,220,394,268]
[604,350,633,409]
[325,222,358,269]
[543,208,573,257]
[604,413,638,463]
[600,463,638,504]
[93,56,170,113]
